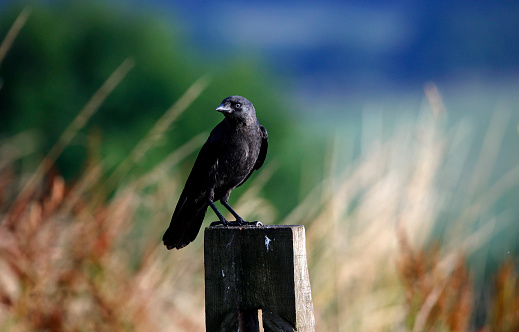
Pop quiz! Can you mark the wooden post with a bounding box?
[204,225,315,332]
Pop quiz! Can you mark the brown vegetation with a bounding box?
[1,7,518,332]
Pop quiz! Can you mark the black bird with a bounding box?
[163,96,268,250]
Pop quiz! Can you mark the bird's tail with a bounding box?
[163,194,208,250]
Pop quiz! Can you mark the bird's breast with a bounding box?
[211,132,259,185]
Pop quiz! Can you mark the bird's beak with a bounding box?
[216,103,233,114]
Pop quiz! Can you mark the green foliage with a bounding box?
[0,1,300,217]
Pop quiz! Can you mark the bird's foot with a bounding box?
[236,220,263,227]
[210,220,263,227]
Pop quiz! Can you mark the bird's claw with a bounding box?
[210,220,263,227]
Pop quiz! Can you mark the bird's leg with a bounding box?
[221,200,263,227]
[220,200,244,223]
[208,199,244,226]
[208,199,229,226]
[209,199,262,227]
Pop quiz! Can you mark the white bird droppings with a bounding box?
[265,235,272,252]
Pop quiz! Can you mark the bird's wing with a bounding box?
[163,125,225,249]
[185,125,223,189]
[254,125,268,170]
[237,125,268,188]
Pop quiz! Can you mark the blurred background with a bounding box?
[1,0,518,331]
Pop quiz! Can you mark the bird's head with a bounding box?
[216,95,257,125]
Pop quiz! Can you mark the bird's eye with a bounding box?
[235,103,241,109]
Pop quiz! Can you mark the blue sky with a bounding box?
[4,0,518,110]
[131,0,519,106]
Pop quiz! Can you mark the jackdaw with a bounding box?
[163,95,268,250]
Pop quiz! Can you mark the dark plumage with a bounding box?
[163,96,268,250]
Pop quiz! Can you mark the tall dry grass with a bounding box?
[2,88,517,331]
[1,10,210,330]
[288,84,519,331]
[2,8,519,332]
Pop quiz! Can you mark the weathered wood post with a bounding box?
[204,225,315,332]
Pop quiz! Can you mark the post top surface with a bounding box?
[206,224,302,229]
